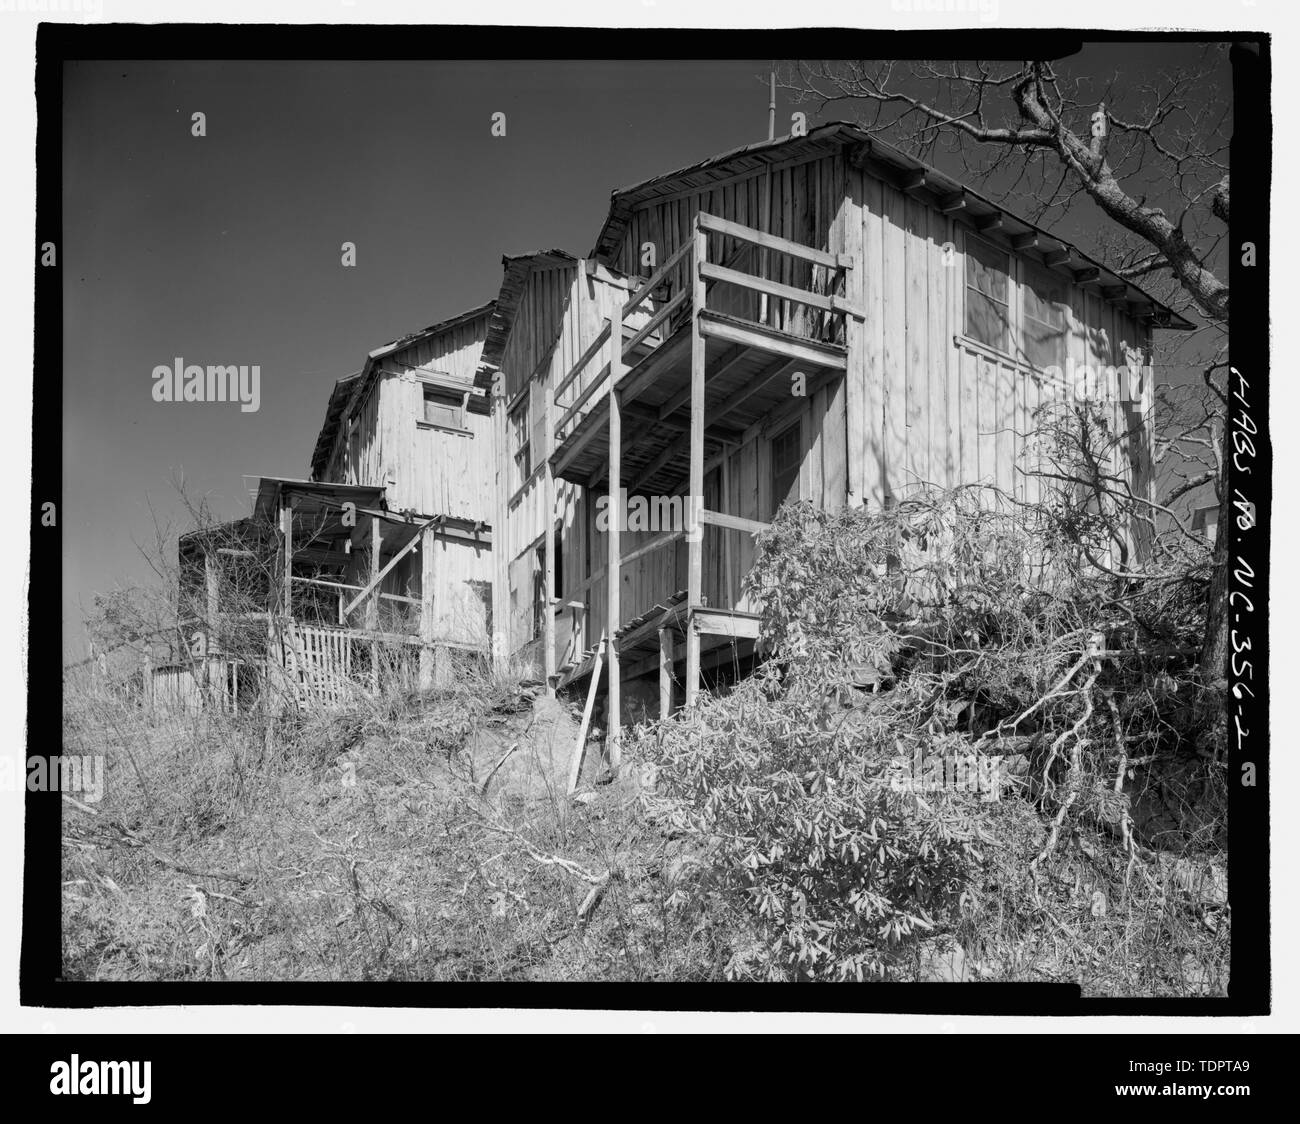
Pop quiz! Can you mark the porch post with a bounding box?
[686,216,706,707]
[280,494,293,620]
[544,343,557,696]
[369,515,381,692]
[659,626,673,719]
[419,523,438,689]
[606,305,622,767]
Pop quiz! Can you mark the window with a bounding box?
[964,236,1011,353]
[770,422,802,518]
[508,395,531,490]
[422,385,466,430]
[1022,262,1067,370]
[964,233,1075,374]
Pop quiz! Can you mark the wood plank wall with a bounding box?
[607,148,1152,518]
[505,145,1158,665]
[326,309,496,523]
[342,526,492,644]
[500,261,661,657]
[315,310,496,647]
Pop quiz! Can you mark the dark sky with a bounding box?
[62,48,1229,658]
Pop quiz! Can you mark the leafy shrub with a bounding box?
[639,676,988,980]
[635,489,1226,984]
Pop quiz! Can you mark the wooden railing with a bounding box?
[551,211,862,449]
[695,211,863,324]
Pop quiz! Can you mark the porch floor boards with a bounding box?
[553,591,763,691]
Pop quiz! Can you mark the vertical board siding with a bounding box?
[880,182,908,503]
[860,171,886,508]
[326,308,496,524]
[497,146,1163,664]
[499,261,658,659]
[903,191,930,491]
[839,158,1150,519]
[615,155,842,342]
[317,309,495,651]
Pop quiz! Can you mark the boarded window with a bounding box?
[770,422,802,518]
[422,385,466,430]
[1022,263,1068,370]
[965,237,1011,353]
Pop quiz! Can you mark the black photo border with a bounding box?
[25,23,1271,1016]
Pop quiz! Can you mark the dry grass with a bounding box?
[60,665,718,982]
[61,659,1227,991]
[62,479,1229,990]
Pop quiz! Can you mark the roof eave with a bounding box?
[590,121,1192,331]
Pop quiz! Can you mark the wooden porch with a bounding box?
[178,478,493,712]
[537,211,863,760]
[554,590,763,692]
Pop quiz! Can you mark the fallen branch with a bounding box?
[480,742,519,796]
[1030,672,1098,884]
[976,648,1092,749]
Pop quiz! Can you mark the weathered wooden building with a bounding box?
[160,305,499,712]
[158,122,1189,728]
[477,251,667,680]
[477,122,1191,756]
[308,302,496,653]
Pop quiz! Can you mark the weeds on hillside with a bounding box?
[63,480,1228,990]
